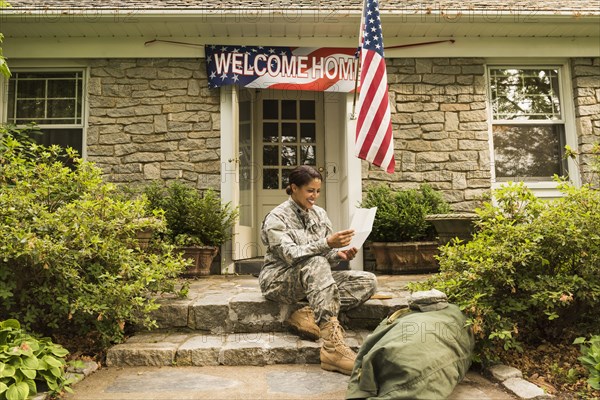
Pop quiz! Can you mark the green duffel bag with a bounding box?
[346,303,475,400]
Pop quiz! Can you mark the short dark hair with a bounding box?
[285,165,323,195]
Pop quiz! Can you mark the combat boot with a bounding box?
[319,316,356,375]
[286,306,320,341]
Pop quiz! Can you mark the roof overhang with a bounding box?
[3,9,599,39]
[2,9,599,59]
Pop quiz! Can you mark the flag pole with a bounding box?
[350,55,361,120]
[350,0,367,120]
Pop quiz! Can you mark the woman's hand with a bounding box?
[338,247,358,261]
[326,229,355,248]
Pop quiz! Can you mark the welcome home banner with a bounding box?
[205,45,359,92]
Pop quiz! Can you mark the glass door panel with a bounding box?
[238,98,253,227]
[260,98,319,190]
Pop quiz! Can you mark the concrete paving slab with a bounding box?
[265,370,348,396]
[64,365,517,400]
[489,364,523,381]
[448,372,516,400]
[502,377,551,399]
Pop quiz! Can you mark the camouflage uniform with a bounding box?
[259,198,377,323]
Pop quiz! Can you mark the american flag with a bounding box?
[205,45,358,92]
[355,0,395,173]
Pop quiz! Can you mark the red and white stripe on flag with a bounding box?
[355,0,395,173]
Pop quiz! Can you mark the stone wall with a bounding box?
[86,58,221,190]
[83,57,597,203]
[572,57,600,186]
[363,57,491,212]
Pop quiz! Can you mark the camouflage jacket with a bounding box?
[261,198,341,271]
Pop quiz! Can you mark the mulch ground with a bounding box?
[499,341,600,399]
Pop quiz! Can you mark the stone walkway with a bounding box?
[65,364,517,400]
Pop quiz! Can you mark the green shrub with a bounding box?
[410,182,600,364]
[574,336,600,390]
[359,184,450,242]
[144,180,238,247]
[0,130,188,348]
[0,319,74,400]
[0,124,42,152]
[0,31,10,79]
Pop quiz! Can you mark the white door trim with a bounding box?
[220,86,236,274]
[344,94,364,271]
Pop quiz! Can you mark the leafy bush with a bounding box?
[0,129,188,348]
[144,180,238,247]
[574,335,600,390]
[0,319,73,400]
[360,184,450,242]
[410,182,600,364]
[0,124,42,151]
[0,30,10,79]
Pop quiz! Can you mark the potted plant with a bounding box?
[144,181,238,277]
[425,212,479,246]
[112,185,164,251]
[360,184,450,274]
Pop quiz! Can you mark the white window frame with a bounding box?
[1,65,89,158]
[485,59,580,198]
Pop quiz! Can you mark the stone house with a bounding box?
[1,0,599,272]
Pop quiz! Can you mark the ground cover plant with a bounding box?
[0,125,188,352]
[574,335,600,391]
[0,319,75,400]
[410,178,600,397]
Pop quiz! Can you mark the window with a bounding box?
[6,70,85,155]
[488,67,568,182]
[261,99,317,190]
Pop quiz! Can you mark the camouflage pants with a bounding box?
[259,256,377,323]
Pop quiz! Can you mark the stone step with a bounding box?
[107,330,370,367]
[109,275,429,368]
[150,275,414,334]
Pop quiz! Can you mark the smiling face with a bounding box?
[290,178,322,211]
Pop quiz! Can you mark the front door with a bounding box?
[255,91,326,254]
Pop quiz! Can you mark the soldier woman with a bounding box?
[258,165,377,375]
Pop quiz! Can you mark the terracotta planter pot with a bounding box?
[179,246,219,277]
[135,228,154,250]
[370,241,439,274]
